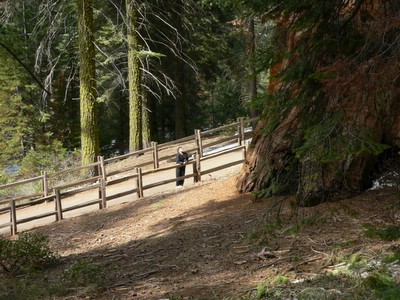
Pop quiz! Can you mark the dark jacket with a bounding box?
[176,152,189,165]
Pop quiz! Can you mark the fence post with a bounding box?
[242,144,247,160]
[192,161,198,183]
[196,151,201,182]
[238,117,245,145]
[41,170,48,197]
[195,129,203,158]
[136,168,144,198]
[54,189,63,221]
[9,200,17,236]
[152,141,159,169]
[99,178,107,209]
[97,156,106,182]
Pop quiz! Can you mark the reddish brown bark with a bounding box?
[237,1,400,205]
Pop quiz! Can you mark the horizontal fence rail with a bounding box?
[0,116,258,236]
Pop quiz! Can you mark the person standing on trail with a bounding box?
[176,147,189,188]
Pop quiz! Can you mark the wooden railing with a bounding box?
[0,117,257,236]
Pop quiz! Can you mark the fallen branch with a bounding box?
[134,269,159,280]
[250,256,296,272]
[294,255,323,268]
[136,248,164,257]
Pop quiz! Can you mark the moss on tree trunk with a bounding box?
[77,0,99,166]
[126,0,142,152]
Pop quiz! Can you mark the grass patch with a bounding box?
[337,203,359,218]
[62,258,105,288]
[382,246,400,264]
[363,223,400,241]
[364,267,400,299]
[244,220,282,245]
[250,251,400,300]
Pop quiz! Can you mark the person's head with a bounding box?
[177,147,183,153]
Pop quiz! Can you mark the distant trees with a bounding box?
[0,0,253,177]
[0,47,32,167]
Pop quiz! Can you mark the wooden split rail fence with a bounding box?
[0,117,257,236]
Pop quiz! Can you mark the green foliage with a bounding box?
[251,265,399,300]
[0,169,12,186]
[202,77,247,127]
[62,258,105,289]
[377,287,400,300]
[364,268,396,290]
[273,275,289,285]
[348,253,369,272]
[256,283,267,299]
[0,48,35,168]
[0,232,58,275]
[245,220,282,245]
[363,267,400,299]
[0,235,106,299]
[254,155,299,198]
[294,116,391,163]
[19,141,80,178]
[382,246,400,264]
[363,224,400,241]
[0,276,50,300]
[252,272,370,299]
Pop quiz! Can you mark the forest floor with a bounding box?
[31,168,400,299]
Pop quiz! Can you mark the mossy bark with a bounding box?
[126,0,142,152]
[76,0,99,166]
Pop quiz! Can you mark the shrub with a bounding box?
[0,231,58,275]
[363,224,400,241]
[63,258,104,288]
[19,141,81,178]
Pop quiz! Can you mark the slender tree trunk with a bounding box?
[117,89,127,155]
[76,0,99,166]
[126,0,142,152]
[148,95,158,141]
[173,0,186,139]
[246,17,258,126]
[142,91,151,148]
[174,58,186,138]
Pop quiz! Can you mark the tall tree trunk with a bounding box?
[246,17,258,125]
[142,91,151,148]
[237,1,400,206]
[117,89,127,155]
[174,57,186,138]
[148,95,158,141]
[76,0,99,166]
[173,0,186,139]
[126,0,142,152]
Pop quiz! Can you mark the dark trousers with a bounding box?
[176,166,186,186]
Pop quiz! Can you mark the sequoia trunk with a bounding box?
[237,1,400,205]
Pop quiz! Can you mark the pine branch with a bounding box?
[0,41,51,96]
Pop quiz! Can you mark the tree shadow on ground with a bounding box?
[32,177,276,299]
[31,177,400,300]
